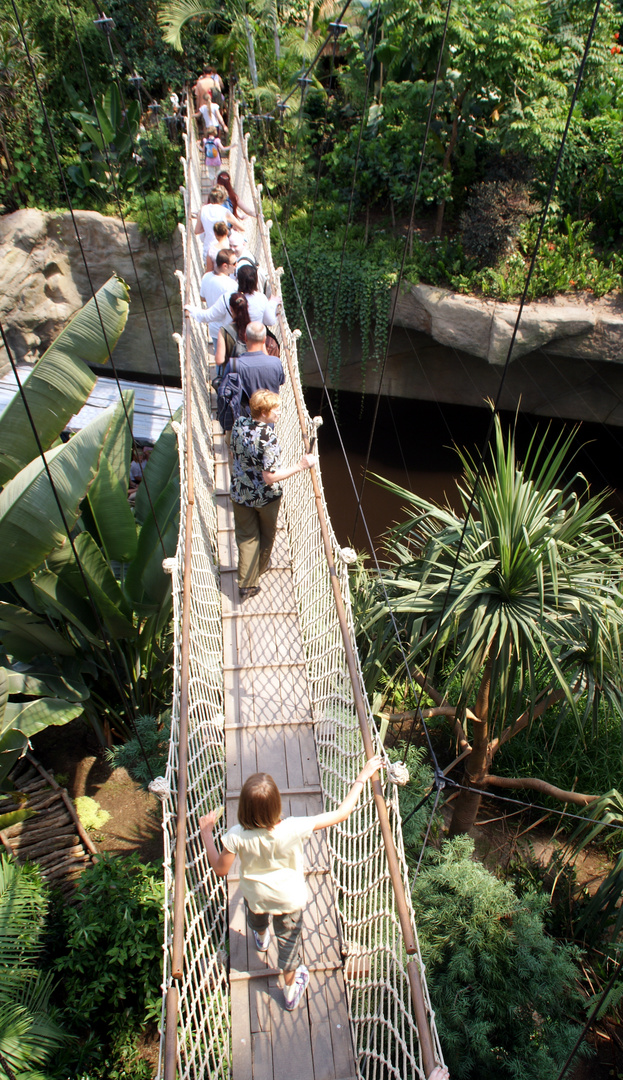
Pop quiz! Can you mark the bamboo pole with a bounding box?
[238,114,438,1078]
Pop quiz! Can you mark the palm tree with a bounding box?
[0,854,67,1075]
[356,416,623,835]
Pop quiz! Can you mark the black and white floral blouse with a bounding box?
[230,417,282,507]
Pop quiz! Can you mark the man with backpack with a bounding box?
[232,322,285,413]
[213,322,285,442]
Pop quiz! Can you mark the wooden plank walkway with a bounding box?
[213,421,359,1080]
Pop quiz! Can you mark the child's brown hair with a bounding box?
[238,772,281,829]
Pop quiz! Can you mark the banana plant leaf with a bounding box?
[134,407,182,526]
[0,604,75,660]
[124,475,179,611]
[0,729,28,788]
[86,390,137,562]
[2,697,84,739]
[0,404,126,582]
[0,276,130,487]
[0,809,34,830]
[33,532,134,641]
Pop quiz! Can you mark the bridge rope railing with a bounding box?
[157,100,444,1079]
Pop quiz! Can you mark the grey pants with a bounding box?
[232,496,281,589]
[246,904,303,971]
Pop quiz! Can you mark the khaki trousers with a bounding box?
[232,496,281,588]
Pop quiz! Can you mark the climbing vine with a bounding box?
[281,239,396,390]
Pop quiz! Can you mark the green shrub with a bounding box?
[126,190,183,242]
[53,853,163,1034]
[412,837,585,1079]
[106,711,171,787]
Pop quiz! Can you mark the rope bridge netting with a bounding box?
[157,103,443,1080]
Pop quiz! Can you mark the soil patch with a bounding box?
[31,717,162,863]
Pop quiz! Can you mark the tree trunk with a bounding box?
[434,95,465,238]
[304,0,314,43]
[448,659,491,836]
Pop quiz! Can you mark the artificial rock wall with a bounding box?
[0,209,182,380]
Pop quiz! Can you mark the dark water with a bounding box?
[302,388,623,554]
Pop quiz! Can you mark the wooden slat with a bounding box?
[231,980,253,1080]
[253,1031,274,1080]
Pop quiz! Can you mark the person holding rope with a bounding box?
[199,754,383,1008]
[227,389,312,600]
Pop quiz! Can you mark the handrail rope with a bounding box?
[0,319,156,782]
[399,0,604,766]
[352,0,453,534]
[10,0,169,559]
[90,10,178,415]
[279,0,354,108]
[238,114,439,1078]
[317,0,383,403]
[163,92,196,1080]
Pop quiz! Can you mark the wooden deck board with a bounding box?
[216,446,358,1080]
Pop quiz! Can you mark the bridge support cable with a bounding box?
[158,100,444,1079]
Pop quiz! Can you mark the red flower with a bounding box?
[569,279,576,286]
[612,44,622,53]
[547,242,556,250]
[615,31,620,38]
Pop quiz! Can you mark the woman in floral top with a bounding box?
[230,390,316,600]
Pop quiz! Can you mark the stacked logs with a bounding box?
[0,753,97,899]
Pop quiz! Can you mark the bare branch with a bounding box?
[483,774,599,807]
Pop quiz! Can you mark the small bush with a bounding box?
[412,836,585,1080]
[106,711,171,787]
[460,180,538,267]
[126,190,183,241]
[75,796,110,831]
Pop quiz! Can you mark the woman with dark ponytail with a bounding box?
[198,262,281,364]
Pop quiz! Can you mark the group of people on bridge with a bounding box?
[185,84,449,1076]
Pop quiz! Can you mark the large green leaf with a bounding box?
[0,604,75,660]
[134,407,181,526]
[1,697,83,738]
[86,391,137,562]
[0,276,130,486]
[124,476,179,610]
[0,405,124,582]
[31,532,134,642]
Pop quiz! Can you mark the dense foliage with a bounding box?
[0,0,197,219]
[0,851,164,1080]
[412,836,584,1080]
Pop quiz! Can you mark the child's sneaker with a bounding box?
[253,928,270,952]
[284,965,309,1011]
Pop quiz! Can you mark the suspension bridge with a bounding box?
[156,106,443,1080]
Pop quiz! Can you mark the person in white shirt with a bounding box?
[206,221,231,272]
[199,248,238,351]
[198,95,227,134]
[187,264,280,345]
[200,754,383,1011]
[195,185,244,261]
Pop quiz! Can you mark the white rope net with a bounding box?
[158,105,442,1080]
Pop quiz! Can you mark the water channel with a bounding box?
[302,387,623,555]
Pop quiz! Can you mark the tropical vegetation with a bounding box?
[0,275,179,787]
[354,414,623,836]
